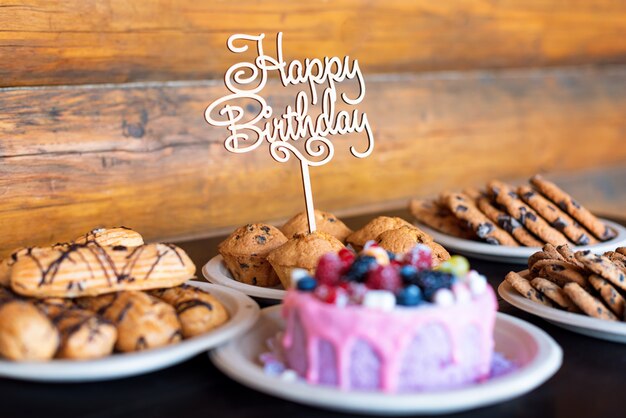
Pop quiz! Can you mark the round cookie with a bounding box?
[443,192,518,246]
[588,274,625,317]
[506,271,554,307]
[575,250,626,292]
[281,209,352,242]
[531,260,588,289]
[346,216,414,251]
[556,244,585,269]
[488,180,570,246]
[476,196,542,247]
[617,247,626,256]
[530,277,575,310]
[527,250,553,271]
[375,225,449,267]
[563,282,617,321]
[218,224,288,287]
[518,185,596,246]
[409,199,474,239]
[604,251,626,273]
[542,243,566,262]
[530,175,616,241]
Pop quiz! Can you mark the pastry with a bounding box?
[218,224,288,287]
[443,192,518,246]
[530,175,616,241]
[77,291,182,352]
[150,284,229,338]
[0,288,59,360]
[280,246,497,392]
[408,199,474,239]
[518,185,596,246]
[281,210,352,242]
[10,243,195,298]
[74,227,144,247]
[476,196,542,246]
[346,216,415,250]
[36,299,117,360]
[267,231,344,289]
[488,181,569,246]
[375,225,449,266]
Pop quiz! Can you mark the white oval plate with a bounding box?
[498,277,626,343]
[210,305,562,416]
[417,219,626,264]
[0,282,260,382]
[203,255,286,302]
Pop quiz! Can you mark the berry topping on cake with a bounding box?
[289,244,487,308]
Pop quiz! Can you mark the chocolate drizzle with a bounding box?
[176,299,213,314]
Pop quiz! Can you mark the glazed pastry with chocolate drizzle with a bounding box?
[0,227,144,288]
[74,227,144,247]
[35,299,117,360]
[76,291,182,352]
[149,284,229,338]
[10,243,195,298]
[0,288,59,361]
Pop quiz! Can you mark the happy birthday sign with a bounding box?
[205,32,374,233]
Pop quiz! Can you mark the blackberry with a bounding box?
[414,270,455,300]
[344,256,377,283]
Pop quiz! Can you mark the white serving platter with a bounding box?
[0,282,260,382]
[499,278,626,343]
[210,305,562,415]
[203,255,286,302]
[418,219,626,264]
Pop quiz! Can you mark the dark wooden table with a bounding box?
[2,211,624,418]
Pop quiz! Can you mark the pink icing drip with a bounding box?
[282,286,497,392]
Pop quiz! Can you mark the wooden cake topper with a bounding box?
[205,33,374,233]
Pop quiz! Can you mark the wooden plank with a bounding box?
[0,65,625,255]
[1,0,626,87]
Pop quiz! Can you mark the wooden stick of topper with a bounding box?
[205,32,374,233]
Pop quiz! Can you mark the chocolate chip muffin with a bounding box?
[267,231,345,289]
[375,225,450,267]
[281,209,353,243]
[218,224,288,287]
[346,216,415,251]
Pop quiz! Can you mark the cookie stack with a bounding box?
[0,228,229,362]
[219,211,449,289]
[506,244,626,321]
[410,175,616,247]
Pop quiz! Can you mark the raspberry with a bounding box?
[337,248,356,272]
[315,253,343,286]
[366,265,401,292]
[315,284,348,306]
[404,245,432,270]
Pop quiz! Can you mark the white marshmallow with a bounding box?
[469,273,488,295]
[362,290,396,311]
[433,288,455,306]
[452,283,472,303]
[290,268,311,288]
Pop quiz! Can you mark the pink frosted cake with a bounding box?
[279,243,498,392]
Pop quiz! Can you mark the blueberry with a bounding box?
[386,251,396,261]
[396,285,422,306]
[414,271,455,300]
[297,277,317,292]
[399,265,418,285]
[344,256,377,283]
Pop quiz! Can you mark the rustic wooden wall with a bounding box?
[0,1,625,255]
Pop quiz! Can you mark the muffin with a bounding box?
[346,216,415,251]
[375,225,450,266]
[281,209,353,242]
[267,231,345,289]
[218,224,288,287]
